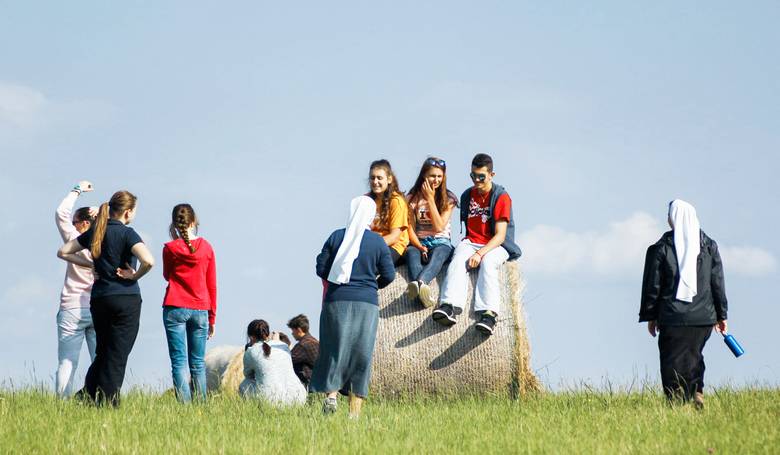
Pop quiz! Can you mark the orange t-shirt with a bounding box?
[372,192,410,256]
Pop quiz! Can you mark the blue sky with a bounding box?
[1,2,778,390]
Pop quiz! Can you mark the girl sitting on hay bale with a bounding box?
[239,319,306,407]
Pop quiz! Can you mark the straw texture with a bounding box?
[371,261,540,396]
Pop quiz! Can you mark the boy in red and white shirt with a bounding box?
[433,154,522,335]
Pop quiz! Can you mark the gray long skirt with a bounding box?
[309,300,379,398]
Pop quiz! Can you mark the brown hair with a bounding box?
[286,314,310,333]
[247,319,271,357]
[368,159,405,231]
[91,190,137,259]
[407,156,457,220]
[169,203,198,253]
[74,207,96,224]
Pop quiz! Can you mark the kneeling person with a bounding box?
[433,153,522,335]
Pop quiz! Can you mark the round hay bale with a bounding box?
[371,261,540,396]
[204,345,243,394]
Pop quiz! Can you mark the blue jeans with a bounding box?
[406,243,454,284]
[163,306,208,402]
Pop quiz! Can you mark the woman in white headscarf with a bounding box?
[639,200,729,408]
[310,196,396,418]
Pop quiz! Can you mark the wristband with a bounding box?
[72,185,82,195]
[475,250,483,258]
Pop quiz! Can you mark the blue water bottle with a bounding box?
[723,333,745,358]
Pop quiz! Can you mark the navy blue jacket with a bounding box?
[316,229,396,305]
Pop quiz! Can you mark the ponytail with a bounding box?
[246,319,271,357]
[90,203,110,259]
[92,190,138,259]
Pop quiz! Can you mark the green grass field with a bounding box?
[1,388,778,454]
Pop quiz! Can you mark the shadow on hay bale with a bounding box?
[371,261,540,397]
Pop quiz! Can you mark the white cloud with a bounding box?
[0,81,115,135]
[720,246,777,276]
[519,212,777,278]
[519,212,661,276]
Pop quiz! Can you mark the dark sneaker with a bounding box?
[418,282,436,308]
[322,396,338,415]
[475,311,497,335]
[406,280,420,301]
[432,303,457,326]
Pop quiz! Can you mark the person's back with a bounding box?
[640,230,727,327]
[241,341,306,406]
[316,228,395,304]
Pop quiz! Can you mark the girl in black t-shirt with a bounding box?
[58,190,154,407]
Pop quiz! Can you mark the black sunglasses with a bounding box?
[426,158,446,169]
[470,172,488,182]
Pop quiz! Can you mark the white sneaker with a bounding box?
[407,280,420,300]
[418,282,436,308]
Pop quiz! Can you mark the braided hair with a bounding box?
[368,159,404,231]
[168,203,198,253]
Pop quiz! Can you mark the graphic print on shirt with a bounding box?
[468,196,491,224]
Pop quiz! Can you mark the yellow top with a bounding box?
[372,192,410,256]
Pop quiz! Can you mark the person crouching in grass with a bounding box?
[239,319,306,407]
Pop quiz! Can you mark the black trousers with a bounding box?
[658,325,712,400]
[84,294,142,407]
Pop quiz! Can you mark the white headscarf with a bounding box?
[327,196,377,284]
[669,199,701,302]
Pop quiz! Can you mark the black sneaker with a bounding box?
[475,311,497,335]
[432,303,457,326]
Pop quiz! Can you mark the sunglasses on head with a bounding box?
[426,158,446,169]
[470,172,488,182]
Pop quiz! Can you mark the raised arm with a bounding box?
[423,182,454,232]
[55,181,93,241]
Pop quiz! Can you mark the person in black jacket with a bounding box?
[639,200,728,408]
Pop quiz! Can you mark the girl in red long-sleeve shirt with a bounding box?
[162,203,217,402]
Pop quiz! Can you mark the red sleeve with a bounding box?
[494,194,511,222]
[162,245,172,281]
[207,248,217,326]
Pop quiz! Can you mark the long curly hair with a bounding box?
[368,159,404,231]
